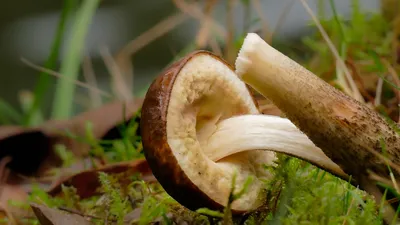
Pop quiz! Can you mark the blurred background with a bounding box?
[0,0,380,119]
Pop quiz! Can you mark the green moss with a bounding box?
[263,156,383,224]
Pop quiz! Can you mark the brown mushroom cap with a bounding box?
[140,51,275,213]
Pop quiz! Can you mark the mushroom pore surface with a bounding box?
[141,51,274,213]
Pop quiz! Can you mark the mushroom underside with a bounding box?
[165,53,273,211]
[141,51,345,213]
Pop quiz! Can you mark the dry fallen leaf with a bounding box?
[0,184,32,223]
[0,129,54,176]
[0,98,145,221]
[0,98,143,177]
[31,203,94,225]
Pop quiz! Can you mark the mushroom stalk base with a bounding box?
[203,115,348,180]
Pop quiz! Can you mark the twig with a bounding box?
[252,0,271,43]
[224,0,237,63]
[83,55,102,108]
[368,171,395,188]
[299,0,364,103]
[58,206,104,221]
[100,46,132,101]
[172,0,226,39]
[375,78,384,107]
[114,12,187,96]
[273,183,283,213]
[21,58,112,99]
[271,0,295,40]
[388,197,399,204]
[382,59,400,105]
[209,37,223,56]
[381,58,400,123]
[195,0,218,48]
[335,59,352,97]
[116,12,187,58]
[345,59,375,103]
[390,171,400,194]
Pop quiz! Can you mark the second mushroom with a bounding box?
[140,51,347,213]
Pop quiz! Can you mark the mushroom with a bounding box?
[140,51,347,213]
[235,33,400,220]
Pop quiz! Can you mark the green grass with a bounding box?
[23,0,79,126]
[52,0,101,119]
[0,97,23,125]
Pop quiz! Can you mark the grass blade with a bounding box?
[51,0,101,119]
[23,0,78,126]
[18,91,44,125]
[0,98,23,125]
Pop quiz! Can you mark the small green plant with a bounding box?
[28,185,66,208]
[98,172,131,225]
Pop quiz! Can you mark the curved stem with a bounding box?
[203,114,348,180]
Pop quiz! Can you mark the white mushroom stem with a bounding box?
[203,115,348,179]
[234,33,400,179]
[234,33,400,222]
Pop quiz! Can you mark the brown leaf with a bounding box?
[31,203,93,225]
[0,126,25,140]
[47,158,154,199]
[0,184,31,221]
[0,129,54,176]
[0,184,28,207]
[41,98,144,157]
[0,98,143,177]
